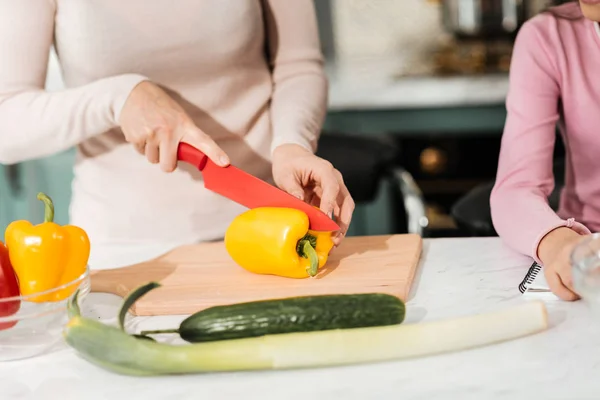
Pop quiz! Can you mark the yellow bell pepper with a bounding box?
[5,192,90,302]
[224,207,334,279]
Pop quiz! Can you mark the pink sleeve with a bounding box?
[262,0,328,155]
[490,17,590,264]
[0,0,148,164]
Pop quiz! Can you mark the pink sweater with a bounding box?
[491,3,600,264]
[0,0,327,267]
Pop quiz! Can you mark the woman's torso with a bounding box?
[52,0,275,265]
[547,7,600,231]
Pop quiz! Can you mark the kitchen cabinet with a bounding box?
[0,165,29,243]
[324,103,508,237]
[23,149,76,226]
[322,57,511,236]
[0,166,19,241]
[324,104,507,136]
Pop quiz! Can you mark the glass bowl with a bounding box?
[571,233,600,312]
[0,268,90,361]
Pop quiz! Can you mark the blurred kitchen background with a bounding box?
[0,0,567,240]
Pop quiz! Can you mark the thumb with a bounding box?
[277,174,305,201]
[181,126,230,167]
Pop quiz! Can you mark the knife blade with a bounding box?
[177,143,340,232]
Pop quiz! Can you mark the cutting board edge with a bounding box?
[399,236,423,300]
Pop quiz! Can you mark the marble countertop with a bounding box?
[326,58,509,111]
[3,237,600,400]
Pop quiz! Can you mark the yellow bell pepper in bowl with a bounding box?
[224,207,335,278]
[5,192,90,303]
[0,192,91,360]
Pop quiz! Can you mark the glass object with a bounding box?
[571,233,600,311]
[0,268,90,361]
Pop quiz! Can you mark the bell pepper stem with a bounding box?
[298,235,319,277]
[37,192,54,223]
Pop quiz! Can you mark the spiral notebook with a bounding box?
[518,261,556,298]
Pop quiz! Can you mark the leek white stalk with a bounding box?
[262,300,548,369]
[63,300,548,376]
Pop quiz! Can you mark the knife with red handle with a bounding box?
[177,143,340,232]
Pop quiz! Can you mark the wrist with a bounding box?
[115,76,151,125]
[272,143,312,162]
[537,227,582,265]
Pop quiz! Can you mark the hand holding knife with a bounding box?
[177,143,340,232]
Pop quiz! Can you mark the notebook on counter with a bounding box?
[518,261,558,299]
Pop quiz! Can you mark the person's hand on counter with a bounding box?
[271,144,354,245]
[537,227,588,301]
[119,81,230,172]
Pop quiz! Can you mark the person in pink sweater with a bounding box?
[0,1,354,267]
[491,0,600,300]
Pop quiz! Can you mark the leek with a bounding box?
[63,295,548,376]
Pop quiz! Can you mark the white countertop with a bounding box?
[3,237,600,400]
[326,58,509,111]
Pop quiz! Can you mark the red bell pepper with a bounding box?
[0,241,20,330]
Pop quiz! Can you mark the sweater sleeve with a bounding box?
[262,0,328,155]
[490,17,591,264]
[0,0,148,165]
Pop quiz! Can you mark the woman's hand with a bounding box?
[272,144,355,245]
[119,81,230,172]
[538,227,587,301]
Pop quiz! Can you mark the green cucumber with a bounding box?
[140,291,406,342]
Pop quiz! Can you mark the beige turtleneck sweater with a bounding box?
[0,0,328,268]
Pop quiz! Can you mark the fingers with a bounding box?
[143,129,176,172]
[133,141,145,156]
[145,142,160,164]
[559,270,579,298]
[182,126,230,167]
[276,172,306,201]
[544,267,579,301]
[158,138,178,172]
[144,130,160,164]
[120,82,229,171]
[553,255,581,300]
[317,161,340,218]
[308,192,320,207]
[133,125,229,172]
[311,165,354,244]
[158,129,178,172]
[333,175,355,245]
[271,151,354,243]
[305,186,321,207]
[287,163,354,242]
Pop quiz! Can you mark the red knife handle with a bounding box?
[177,143,208,171]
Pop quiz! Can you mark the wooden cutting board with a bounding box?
[90,234,422,316]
